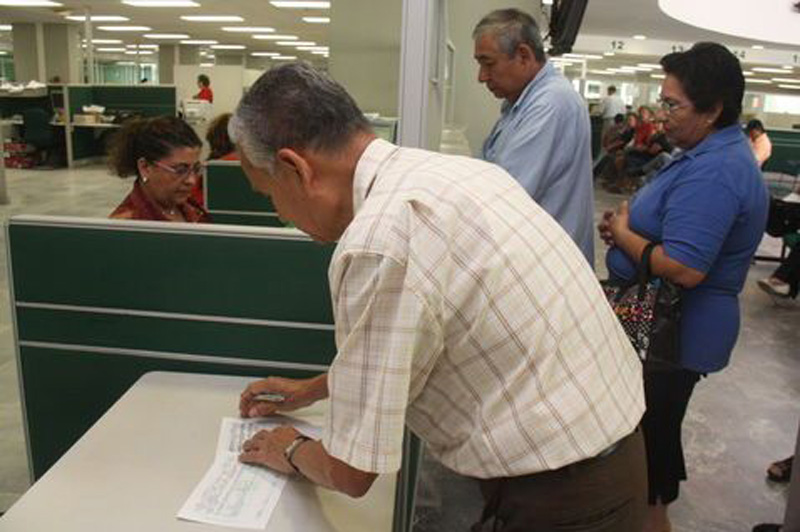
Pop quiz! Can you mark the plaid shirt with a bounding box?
[322,139,644,478]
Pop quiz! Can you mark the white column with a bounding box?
[84,8,95,84]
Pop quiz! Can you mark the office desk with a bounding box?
[0,372,397,532]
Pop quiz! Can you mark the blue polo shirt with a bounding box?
[606,124,768,373]
[482,61,595,267]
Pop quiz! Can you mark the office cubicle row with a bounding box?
[7,215,419,532]
[0,84,176,168]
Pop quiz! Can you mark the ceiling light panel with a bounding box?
[122,0,199,6]
[210,44,246,50]
[181,16,244,22]
[0,25,10,30]
[222,27,274,33]
[181,40,218,45]
[66,15,129,22]
[273,55,298,60]
[98,26,152,32]
[270,1,329,8]
[302,17,330,23]
[0,1,61,5]
[753,67,792,74]
[83,39,123,44]
[771,78,800,83]
[125,50,154,55]
[144,34,190,39]
[778,84,800,89]
[277,41,315,46]
[252,34,298,40]
[251,52,280,57]
[96,47,127,52]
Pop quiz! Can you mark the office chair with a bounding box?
[22,107,63,167]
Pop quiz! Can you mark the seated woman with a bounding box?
[108,116,210,222]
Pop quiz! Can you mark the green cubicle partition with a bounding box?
[764,128,800,176]
[205,160,283,227]
[8,215,419,532]
[67,84,177,163]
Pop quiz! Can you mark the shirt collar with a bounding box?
[682,124,746,160]
[352,138,399,214]
[503,61,555,113]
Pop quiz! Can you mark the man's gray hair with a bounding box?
[229,62,370,171]
[472,8,546,63]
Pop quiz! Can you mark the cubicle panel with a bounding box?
[11,222,333,324]
[205,161,283,227]
[763,128,800,176]
[19,345,320,479]
[91,85,177,117]
[8,216,335,478]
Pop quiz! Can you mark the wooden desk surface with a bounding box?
[0,372,396,532]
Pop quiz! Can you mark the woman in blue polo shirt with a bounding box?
[599,42,769,532]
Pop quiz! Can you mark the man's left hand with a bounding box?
[239,425,302,475]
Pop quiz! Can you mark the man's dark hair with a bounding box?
[614,113,625,124]
[472,9,546,62]
[660,42,744,129]
[197,74,210,87]
[746,119,765,133]
[608,85,617,94]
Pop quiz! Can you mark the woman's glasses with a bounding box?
[658,97,689,115]
[152,160,204,180]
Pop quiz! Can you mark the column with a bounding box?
[159,44,178,84]
[43,24,81,83]
[11,23,43,82]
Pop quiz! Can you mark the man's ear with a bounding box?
[275,148,314,191]
[516,43,535,64]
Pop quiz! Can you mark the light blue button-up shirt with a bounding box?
[482,61,595,266]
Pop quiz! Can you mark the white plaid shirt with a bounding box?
[322,139,644,478]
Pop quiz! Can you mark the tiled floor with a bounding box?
[0,165,797,532]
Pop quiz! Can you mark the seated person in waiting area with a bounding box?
[232,63,647,531]
[108,116,210,222]
[746,119,772,167]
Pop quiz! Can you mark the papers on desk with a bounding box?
[177,416,322,529]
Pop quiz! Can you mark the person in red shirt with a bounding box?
[194,74,213,103]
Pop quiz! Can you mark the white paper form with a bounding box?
[177,417,323,529]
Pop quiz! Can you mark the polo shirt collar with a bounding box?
[682,124,746,160]
[352,138,399,214]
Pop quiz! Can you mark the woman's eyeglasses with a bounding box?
[152,160,204,180]
[658,98,689,115]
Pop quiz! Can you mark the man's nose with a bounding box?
[478,68,489,83]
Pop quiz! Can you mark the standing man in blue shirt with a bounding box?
[474,9,595,266]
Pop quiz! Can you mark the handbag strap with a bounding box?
[636,242,659,299]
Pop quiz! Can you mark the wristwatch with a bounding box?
[284,434,312,475]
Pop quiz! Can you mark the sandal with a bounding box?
[767,456,794,483]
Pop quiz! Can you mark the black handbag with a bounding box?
[601,242,682,366]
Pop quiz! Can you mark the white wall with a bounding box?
[329,1,402,117]
[174,64,246,117]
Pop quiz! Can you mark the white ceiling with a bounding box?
[0,0,799,92]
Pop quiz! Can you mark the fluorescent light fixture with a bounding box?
[753,67,790,74]
[96,47,127,52]
[83,39,123,44]
[128,44,159,49]
[746,79,772,84]
[116,61,137,65]
[210,44,246,50]
[771,78,800,83]
[632,34,647,40]
[0,25,11,30]
[252,34,298,40]
[251,52,280,57]
[783,65,794,70]
[751,45,764,50]
[311,51,328,56]
[98,26,152,32]
[125,50,154,55]
[181,39,218,45]
[603,51,615,56]
[0,51,7,55]
[199,63,214,67]
[181,15,245,22]
[297,46,328,51]
[302,16,330,23]
[778,84,800,89]
[122,0,199,6]
[637,63,661,69]
[743,71,753,76]
[144,33,190,39]
[66,15,129,22]
[222,26,274,33]
[0,0,61,5]
[277,41,315,46]
[270,1,329,8]
[650,74,666,79]
[563,53,602,60]
[272,55,298,60]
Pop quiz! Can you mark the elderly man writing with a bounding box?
[475,9,595,266]
[231,63,646,530]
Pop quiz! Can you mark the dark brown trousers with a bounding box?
[472,429,647,532]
